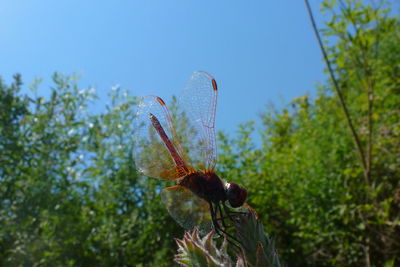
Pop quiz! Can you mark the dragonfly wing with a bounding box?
[177,71,218,172]
[161,185,212,234]
[134,95,190,180]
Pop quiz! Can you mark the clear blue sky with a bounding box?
[1,0,328,135]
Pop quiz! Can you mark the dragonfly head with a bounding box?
[225,182,247,208]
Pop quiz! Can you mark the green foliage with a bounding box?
[218,0,399,265]
[233,207,280,267]
[174,208,280,267]
[0,1,398,266]
[0,74,182,266]
[175,230,235,267]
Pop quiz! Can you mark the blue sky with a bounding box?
[0,0,328,135]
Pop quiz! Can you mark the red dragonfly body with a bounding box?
[134,71,247,234]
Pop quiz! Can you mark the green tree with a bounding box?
[1,1,398,266]
[218,0,399,265]
[0,74,182,266]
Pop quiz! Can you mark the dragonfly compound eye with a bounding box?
[226,182,247,208]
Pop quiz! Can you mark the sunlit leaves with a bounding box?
[217,1,399,265]
[0,73,181,266]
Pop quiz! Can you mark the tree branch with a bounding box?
[304,0,368,180]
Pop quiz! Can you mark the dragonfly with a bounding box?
[134,71,247,240]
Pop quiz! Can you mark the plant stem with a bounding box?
[304,0,368,181]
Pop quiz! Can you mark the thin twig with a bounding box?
[304,0,368,180]
[338,0,379,187]
[304,2,375,266]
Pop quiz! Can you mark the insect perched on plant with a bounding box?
[134,71,248,241]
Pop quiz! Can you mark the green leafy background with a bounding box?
[1,1,399,266]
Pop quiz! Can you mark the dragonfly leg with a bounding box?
[223,202,248,218]
[209,202,223,236]
[209,202,242,249]
[216,202,229,229]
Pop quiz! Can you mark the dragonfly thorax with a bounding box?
[178,172,247,208]
[178,172,227,204]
